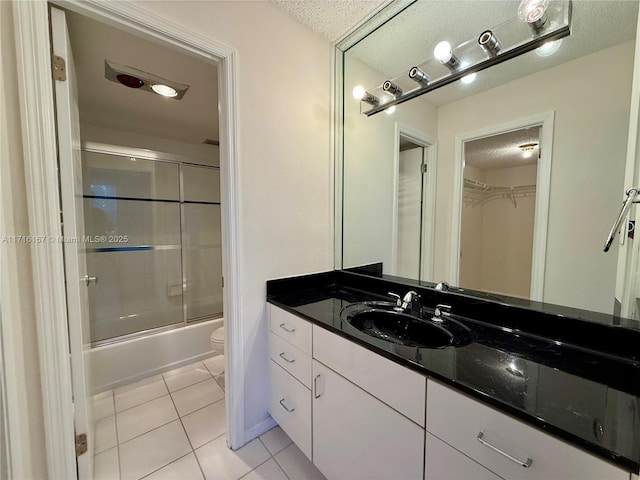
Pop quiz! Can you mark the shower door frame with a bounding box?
[10,1,243,478]
[82,142,223,347]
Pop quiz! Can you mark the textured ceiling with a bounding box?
[346,0,638,106]
[465,126,542,171]
[66,10,219,145]
[272,0,387,42]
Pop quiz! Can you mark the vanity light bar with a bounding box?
[359,0,571,117]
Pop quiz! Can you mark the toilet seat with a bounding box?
[210,326,225,344]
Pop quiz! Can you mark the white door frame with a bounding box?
[390,123,437,280]
[449,111,554,301]
[11,2,242,478]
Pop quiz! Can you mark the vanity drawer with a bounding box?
[313,325,426,426]
[269,360,312,460]
[425,433,502,480]
[269,304,312,355]
[426,380,628,480]
[269,331,311,388]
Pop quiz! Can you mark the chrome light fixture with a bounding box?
[434,41,460,71]
[352,85,380,106]
[518,0,550,32]
[478,30,502,57]
[382,80,403,98]
[355,0,571,117]
[408,66,430,86]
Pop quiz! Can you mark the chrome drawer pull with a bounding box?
[477,432,532,468]
[314,374,324,399]
[279,398,295,413]
[279,352,295,363]
[279,323,295,333]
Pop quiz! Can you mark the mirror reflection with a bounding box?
[340,0,639,315]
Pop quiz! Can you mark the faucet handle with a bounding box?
[388,292,402,307]
[435,304,452,317]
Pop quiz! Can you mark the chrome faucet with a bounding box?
[435,281,450,291]
[432,304,452,322]
[401,290,421,316]
[388,290,421,315]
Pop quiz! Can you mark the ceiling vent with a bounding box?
[104,60,189,100]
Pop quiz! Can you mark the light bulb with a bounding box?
[522,150,533,159]
[352,85,366,100]
[434,41,453,63]
[434,41,460,70]
[461,73,476,84]
[536,39,562,57]
[384,105,396,115]
[151,84,178,97]
[518,0,549,31]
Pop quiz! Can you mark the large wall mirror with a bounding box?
[337,0,640,317]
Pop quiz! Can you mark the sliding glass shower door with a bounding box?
[82,147,222,345]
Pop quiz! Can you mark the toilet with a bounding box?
[210,325,225,356]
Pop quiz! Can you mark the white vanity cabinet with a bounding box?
[268,305,312,459]
[312,325,426,480]
[425,379,630,480]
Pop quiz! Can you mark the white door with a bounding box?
[50,7,94,479]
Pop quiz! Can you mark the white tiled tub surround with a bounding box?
[92,355,326,480]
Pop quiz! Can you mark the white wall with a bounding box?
[134,1,334,440]
[437,42,634,313]
[0,2,48,477]
[343,55,438,270]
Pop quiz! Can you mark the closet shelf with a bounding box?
[463,177,536,208]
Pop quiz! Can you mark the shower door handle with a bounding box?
[84,275,98,286]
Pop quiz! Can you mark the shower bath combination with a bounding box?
[81,143,223,345]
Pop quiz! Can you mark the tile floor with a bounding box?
[91,355,327,480]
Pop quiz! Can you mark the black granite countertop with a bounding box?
[266,270,640,473]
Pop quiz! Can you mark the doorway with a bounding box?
[392,125,436,281]
[450,112,554,301]
[460,126,540,298]
[11,2,241,478]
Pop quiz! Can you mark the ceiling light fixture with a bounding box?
[382,80,403,98]
[408,66,430,87]
[434,41,460,71]
[519,142,538,158]
[151,84,178,98]
[478,30,502,57]
[353,85,380,106]
[105,60,189,100]
[518,0,549,32]
[356,0,570,117]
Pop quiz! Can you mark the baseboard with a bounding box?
[242,416,277,447]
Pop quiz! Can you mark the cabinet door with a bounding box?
[313,360,424,480]
[425,433,502,480]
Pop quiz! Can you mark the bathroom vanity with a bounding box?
[266,269,640,480]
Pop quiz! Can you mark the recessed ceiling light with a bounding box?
[151,84,178,98]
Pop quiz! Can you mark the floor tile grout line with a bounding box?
[112,390,123,480]
[175,395,225,420]
[236,454,280,480]
[137,451,195,480]
[271,450,293,480]
[162,374,208,480]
